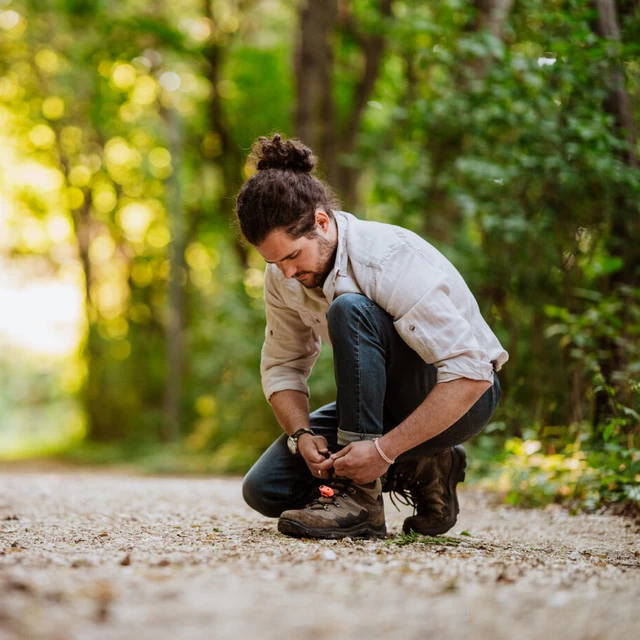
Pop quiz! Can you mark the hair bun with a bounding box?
[251,133,316,173]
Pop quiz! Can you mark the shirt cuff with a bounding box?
[435,356,495,383]
[262,374,310,404]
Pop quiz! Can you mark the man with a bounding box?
[236,133,507,539]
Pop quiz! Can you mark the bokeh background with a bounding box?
[0,0,638,510]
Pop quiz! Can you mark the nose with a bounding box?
[281,263,297,279]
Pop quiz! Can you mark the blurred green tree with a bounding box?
[0,0,637,505]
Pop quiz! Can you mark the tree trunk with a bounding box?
[592,0,639,283]
[162,107,186,444]
[593,0,638,169]
[472,0,515,39]
[203,0,248,266]
[294,0,392,209]
[61,147,118,442]
[335,0,392,206]
[70,191,112,442]
[591,0,639,426]
[294,0,339,183]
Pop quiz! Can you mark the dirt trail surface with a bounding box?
[0,469,638,640]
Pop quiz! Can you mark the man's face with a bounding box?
[255,212,337,289]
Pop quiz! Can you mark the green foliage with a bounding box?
[0,0,638,513]
[545,285,640,431]
[361,0,639,453]
[0,339,86,457]
[469,435,640,510]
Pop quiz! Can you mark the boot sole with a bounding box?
[278,518,387,540]
[402,445,467,537]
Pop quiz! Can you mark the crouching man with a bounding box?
[235,133,507,539]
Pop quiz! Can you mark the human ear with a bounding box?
[314,208,329,231]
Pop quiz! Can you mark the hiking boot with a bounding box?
[278,477,386,540]
[385,445,467,536]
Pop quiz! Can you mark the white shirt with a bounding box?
[260,210,508,402]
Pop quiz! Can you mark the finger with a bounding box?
[306,453,323,465]
[309,457,334,476]
[313,438,330,457]
[333,452,352,466]
[307,447,328,464]
[335,467,355,480]
[333,459,348,475]
[316,457,334,472]
[314,463,335,478]
[330,444,351,460]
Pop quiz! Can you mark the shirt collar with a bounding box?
[322,210,349,301]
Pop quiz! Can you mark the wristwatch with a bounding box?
[287,428,315,456]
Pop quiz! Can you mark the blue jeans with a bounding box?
[243,293,501,518]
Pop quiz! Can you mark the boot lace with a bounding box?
[388,476,416,513]
[385,457,441,514]
[389,476,446,516]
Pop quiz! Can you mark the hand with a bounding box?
[331,441,390,484]
[299,435,334,480]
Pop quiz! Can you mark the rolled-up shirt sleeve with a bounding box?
[372,244,494,383]
[260,269,322,402]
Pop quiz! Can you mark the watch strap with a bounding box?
[288,428,315,456]
[290,428,315,440]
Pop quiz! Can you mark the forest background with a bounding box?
[0,0,638,511]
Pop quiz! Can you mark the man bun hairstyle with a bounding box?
[253,133,315,172]
[235,133,341,246]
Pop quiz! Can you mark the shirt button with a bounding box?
[409,324,415,332]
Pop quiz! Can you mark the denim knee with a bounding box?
[327,293,371,333]
[242,472,283,519]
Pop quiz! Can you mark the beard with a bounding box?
[295,234,337,289]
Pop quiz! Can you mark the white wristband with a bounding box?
[374,438,394,464]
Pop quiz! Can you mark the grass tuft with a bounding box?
[386,530,463,547]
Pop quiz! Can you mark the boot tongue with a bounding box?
[324,476,382,500]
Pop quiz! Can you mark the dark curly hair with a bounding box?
[235,133,342,246]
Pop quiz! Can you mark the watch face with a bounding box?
[287,436,297,455]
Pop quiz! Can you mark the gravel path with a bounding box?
[0,468,638,640]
